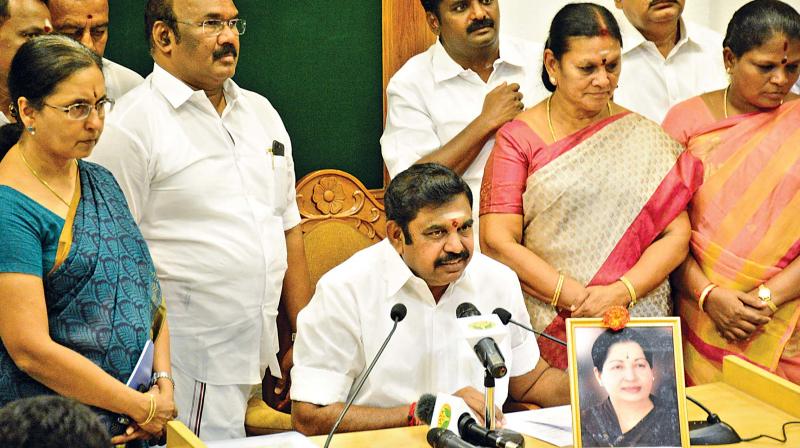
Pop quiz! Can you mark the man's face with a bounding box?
[168,0,240,91]
[0,0,51,83]
[49,0,109,56]
[615,0,685,33]
[429,0,499,57]
[392,195,474,292]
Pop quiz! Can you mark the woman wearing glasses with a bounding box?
[0,36,175,446]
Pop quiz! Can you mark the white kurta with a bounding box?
[381,36,548,233]
[614,19,727,123]
[291,239,540,408]
[102,57,144,101]
[89,64,300,386]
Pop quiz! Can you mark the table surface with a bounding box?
[308,382,800,448]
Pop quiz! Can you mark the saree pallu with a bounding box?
[518,114,702,369]
[0,161,161,436]
[674,100,800,385]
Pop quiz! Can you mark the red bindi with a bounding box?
[88,14,93,19]
[451,220,459,229]
[601,57,607,65]
[599,27,609,37]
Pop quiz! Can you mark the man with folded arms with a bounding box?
[291,164,568,435]
[381,0,547,243]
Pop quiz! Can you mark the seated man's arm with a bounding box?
[381,79,522,177]
[290,277,409,436]
[292,401,408,436]
[508,357,570,408]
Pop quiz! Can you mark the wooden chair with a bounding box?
[245,169,386,435]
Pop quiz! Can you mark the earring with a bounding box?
[26,126,35,135]
[549,76,557,86]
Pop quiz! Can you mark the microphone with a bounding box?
[323,303,407,448]
[456,302,507,378]
[427,427,479,448]
[492,307,566,346]
[458,413,525,448]
[415,393,437,425]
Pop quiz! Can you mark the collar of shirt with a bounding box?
[151,63,242,111]
[622,18,696,56]
[380,239,470,306]
[431,35,527,84]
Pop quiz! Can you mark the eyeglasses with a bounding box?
[174,18,246,36]
[44,98,115,120]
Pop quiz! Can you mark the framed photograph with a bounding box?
[567,317,690,448]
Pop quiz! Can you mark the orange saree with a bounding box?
[664,97,800,385]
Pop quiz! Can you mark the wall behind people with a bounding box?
[104,1,384,188]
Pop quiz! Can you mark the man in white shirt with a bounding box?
[291,164,568,436]
[381,0,547,240]
[0,0,51,124]
[89,0,311,440]
[613,0,727,123]
[48,0,143,101]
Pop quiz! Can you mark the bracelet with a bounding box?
[619,276,637,309]
[140,393,156,426]
[408,401,419,426]
[698,284,717,312]
[151,371,175,390]
[551,273,565,308]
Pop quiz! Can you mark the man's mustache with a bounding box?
[466,17,494,34]
[434,250,470,267]
[649,0,678,6]
[213,44,238,60]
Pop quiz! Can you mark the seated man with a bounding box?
[0,396,109,448]
[291,163,569,436]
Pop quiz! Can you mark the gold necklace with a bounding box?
[19,150,74,207]
[723,85,730,119]
[546,94,613,142]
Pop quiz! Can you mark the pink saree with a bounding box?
[481,113,702,369]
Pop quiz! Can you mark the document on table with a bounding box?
[504,405,573,447]
[205,431,316,448]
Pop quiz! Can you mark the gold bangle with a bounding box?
[551,273,565,308]
[698,283,717,312]
[140,393,156,426]
[619,276,637,309]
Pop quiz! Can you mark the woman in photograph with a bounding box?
[479,3,702,369]
[0,36,175,445]
[581,329,681,447]
[664,0,800,386]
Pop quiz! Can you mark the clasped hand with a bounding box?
[110,384,177,444]
[705,287,771,341]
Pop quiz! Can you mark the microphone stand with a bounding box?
[323,313,403,448]
[484,370,495,430]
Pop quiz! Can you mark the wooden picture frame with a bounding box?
[566,317,690,448]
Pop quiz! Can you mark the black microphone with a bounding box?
[323,303,407,448]
[458,413,525,448]
[415,393,437,425]
[492,307,566,346]
[456,302,507,378]
[427,427,479,448]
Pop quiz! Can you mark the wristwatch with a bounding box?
[757,284,778,312]
[151,371,175,390]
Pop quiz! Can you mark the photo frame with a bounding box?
[567,317,690,448]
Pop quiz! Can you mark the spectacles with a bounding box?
[44,98,115,120]
[174,18,246,36]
